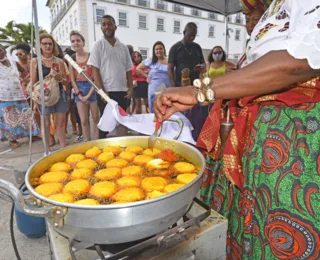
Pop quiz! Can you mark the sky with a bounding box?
[0,0,50,31]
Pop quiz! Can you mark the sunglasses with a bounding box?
[16,53,24,56]
[41,42,53,46]
[213,51,222,55]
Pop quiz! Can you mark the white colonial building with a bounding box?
[46,0,247,61]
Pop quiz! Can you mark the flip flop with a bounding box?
[9,140,21,148]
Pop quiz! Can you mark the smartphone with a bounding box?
[52,63,59,73]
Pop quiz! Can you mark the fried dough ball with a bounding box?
[94,168,121,181]
[89,181,117,198]
[133,155,154,166]
[116,176,141,187]
[63,180,91,195]
[85,146,102,158]
[146,190,166,200]
[143,148,161,157]
[164,183,185,193]
[74,198,100,205]
[173,162,196,173]
[125,145,143,154]
[118,151,136,162]
[97,152,115,164]
[70,168,93,180]
[76,159,98,170]
[39,172,69,184]
[65,154,85,165]
[49,162,72,172]
[106,158,128,168]
[121,165,143,176]
[48,193,75,203]
[176,173,197,184]
[35,183,63,197]
[112,201,127,205]
[146,159,170,170]
[141,177,168,192]
[153,169,173,178]
[103,146,122,155]
[112,188,145,202]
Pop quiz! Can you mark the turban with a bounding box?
[240,0,273,14]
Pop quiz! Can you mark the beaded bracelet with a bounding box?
[193,77,215,106]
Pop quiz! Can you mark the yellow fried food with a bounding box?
[63,180,91,195]
[118,151,136,162]
[112,201,127,205]
[146,190,166,200]
[89,181,117,198]
[49,162,72,172]
[76,159,98,170]
[176,173,197,184]
[103,146,122,155]
[173,162,196,173]
[164,183,185,193]
[39,172,69,184]
[125,145,143,154]
[153,169,173,178]
[48,193,75,203]
[65,154,85,165]
[112,188,145,202]
[70,168,93,180]
[74,198,100,205]
[141,177,168,192]
[35,183,63,197]
[121,165,143,176]
[85,146,102,158]
[147,159,170,170]
[106,159,128,168]
[97,152,115,164]
[94,168,121,181]
[143,148,161,157]
[133,155,154,166]
[116,176,141,187]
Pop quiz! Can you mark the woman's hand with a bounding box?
[33,103,40,114]
[79,95,88,104]
[133,80,138,88]
[53,73,63,82]
[154,86,198,122]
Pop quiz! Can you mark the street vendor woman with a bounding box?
[154,0,320,259]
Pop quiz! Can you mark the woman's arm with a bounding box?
[136,63,149,78]
[30,59,38,86]
[59,59,69,88]
[68,62,80,93]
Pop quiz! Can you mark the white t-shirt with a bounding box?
[88,37,133,92]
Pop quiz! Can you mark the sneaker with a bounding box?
[73,135,84,143]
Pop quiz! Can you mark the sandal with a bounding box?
[9,140,21,148]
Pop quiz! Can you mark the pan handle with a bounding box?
[158,118,184,140]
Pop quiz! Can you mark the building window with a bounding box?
[235,13,243,24]
[192,9,201,17]
[119,12,128,27]
[155,0,167,10]
[70,15,73,30]
[65,20,68,37]
[227,16,232,23]
[173,4,183,13]
[234,55,239,60]
[138,14,147,29]
[139,48,148,60]
[235,29,241,40]
[62,25,65,38]
[173,20,180,33]
[208,12,217,19]
[136,0,150,7]
[117,0,129,3]
[208,26,215,37]
[74,10,78,29]
[96,8,105,23]
[157,17,164,31]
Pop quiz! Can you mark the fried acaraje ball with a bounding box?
[141,177,168,192]
[70,168,93,180]
[49,162,72,172]
[74,198,100,205]
[48,193,75,203]
[35,183,63,197]
[143,148,161,157]
[153,169,173,178]
[118,151,136,162]
[85,146,102,158]
[133,155,154,166]
[125,145,143,154]
[65,154,85,165]
[146,159,170,170]
[112,188,145,202]
[103,146,122,155]
[39,172,69,184]
[63,180,91,195]
[164,183,185,193]
[112,201,127,205]
[94,168,121,181]
[97,152,115,164]
[121,165,143,176]
[106,158,128,168]
[76,159,98,170]
[176,173,197,184]
[146,190,166,200]
[173,162,196,173]
[116,176,141,187]
[89,181,117,198]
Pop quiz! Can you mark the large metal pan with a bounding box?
[0,136,205,244]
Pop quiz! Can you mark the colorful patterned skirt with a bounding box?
[201,103,320,259]
[0,100,39,141]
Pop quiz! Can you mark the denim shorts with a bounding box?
[75,81,97,103]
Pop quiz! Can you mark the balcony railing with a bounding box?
[191,9,201,17]
[117,0,129,3]
[50,0,76,29]
[155,1,167,10]
[173,4,183,13]
[136,0,150,7]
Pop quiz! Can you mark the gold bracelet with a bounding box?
[193,77,215,106]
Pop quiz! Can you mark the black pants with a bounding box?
[97,91,128,139]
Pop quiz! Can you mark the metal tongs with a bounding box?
[148,120,161,150]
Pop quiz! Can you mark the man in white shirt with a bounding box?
[88,14,134,138]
